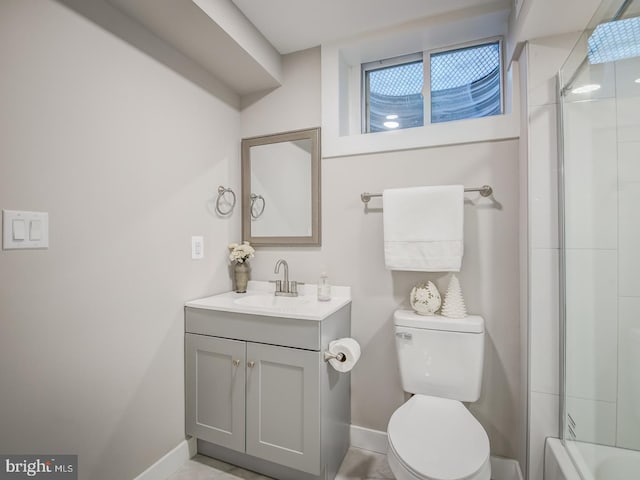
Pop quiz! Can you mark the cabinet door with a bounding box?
[185,333,245,452]
[246,342,320,475]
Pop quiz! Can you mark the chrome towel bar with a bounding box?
[360,184,493,204]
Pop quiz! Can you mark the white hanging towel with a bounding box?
[383,185,464,272]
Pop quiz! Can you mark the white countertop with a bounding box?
[185,281,351,321]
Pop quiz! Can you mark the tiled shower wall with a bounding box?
[615,57,640,451]
[522,33,580,480]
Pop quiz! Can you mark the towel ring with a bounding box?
[215,186,236,216]
[250,194,265,219]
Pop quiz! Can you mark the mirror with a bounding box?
[241,127,320,246]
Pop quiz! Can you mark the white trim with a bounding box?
[322,111,519,158]
[133,437,196,480]
[350,425,524,480]
[491,456,525,480]
[350,425,389,454]
[134,430,525,480]
[321,5,515,159]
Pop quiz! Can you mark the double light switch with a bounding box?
[2,210,49,250]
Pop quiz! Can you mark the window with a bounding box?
[430,41,502,123]
[362,39,502,133]
[363,53,424,133]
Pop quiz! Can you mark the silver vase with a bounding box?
[234,261,250,293]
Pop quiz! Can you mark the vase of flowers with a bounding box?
[228,241,255,293]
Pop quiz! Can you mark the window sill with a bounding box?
[320,6,518,158]
[322,112,519,158]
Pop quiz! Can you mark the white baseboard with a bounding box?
[350,425,524,480]
[490,456,524,480]
[133,437,196,480]
[349,425,388,454]
[140,429,524,480]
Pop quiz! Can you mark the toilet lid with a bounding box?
[387,395,490,480]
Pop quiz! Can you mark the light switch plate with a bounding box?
[191,236,204,259]
[3,210,49,250]
[12,219,26,241]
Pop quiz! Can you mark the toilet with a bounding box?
[387,310,491,480]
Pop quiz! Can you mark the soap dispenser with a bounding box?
[317,272,331,301]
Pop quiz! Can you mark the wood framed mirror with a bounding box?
[241,127,320,246]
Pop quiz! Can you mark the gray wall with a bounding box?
[0,1,239,479]
[0,4,524,476]
[241,48,523,461]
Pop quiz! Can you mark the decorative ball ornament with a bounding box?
[410,281,442,316]
[441,275,467,318]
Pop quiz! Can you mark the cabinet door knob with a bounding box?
[248,361,255,368]
[232,359,240,367]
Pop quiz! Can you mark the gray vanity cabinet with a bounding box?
[185,304,351,480]
[186,333,320,474]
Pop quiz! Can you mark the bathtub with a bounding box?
[545,438,640,480]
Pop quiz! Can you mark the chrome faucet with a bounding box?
[273,259,302,296]
[274,259,289,285]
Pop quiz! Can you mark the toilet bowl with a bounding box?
[387,395,490,480]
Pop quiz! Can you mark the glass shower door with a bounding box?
[559,0,640,477]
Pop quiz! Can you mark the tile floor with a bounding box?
[166,447,395,480]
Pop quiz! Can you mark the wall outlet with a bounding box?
[191,236,204,259]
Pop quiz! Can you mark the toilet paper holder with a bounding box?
[323,351,346,363]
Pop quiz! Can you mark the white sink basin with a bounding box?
[234,294,311,309]
[185,281,351,321]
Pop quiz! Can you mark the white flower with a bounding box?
[228,241,255,263]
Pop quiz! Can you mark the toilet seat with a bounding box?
[387,394,490,480]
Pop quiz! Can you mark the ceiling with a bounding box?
[99,0,602,98]
[104,0,283,96]
[232,0,511,54]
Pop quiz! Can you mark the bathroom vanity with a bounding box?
[184,281,351,480]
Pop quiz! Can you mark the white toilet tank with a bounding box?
[394,309,485,402]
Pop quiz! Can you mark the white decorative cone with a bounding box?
[441,275,467,318]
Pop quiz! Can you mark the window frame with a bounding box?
[361,52,424,134]
[426,36,504,125]
[360,36,504,134]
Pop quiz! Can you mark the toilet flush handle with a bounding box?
[395,332,412,340]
